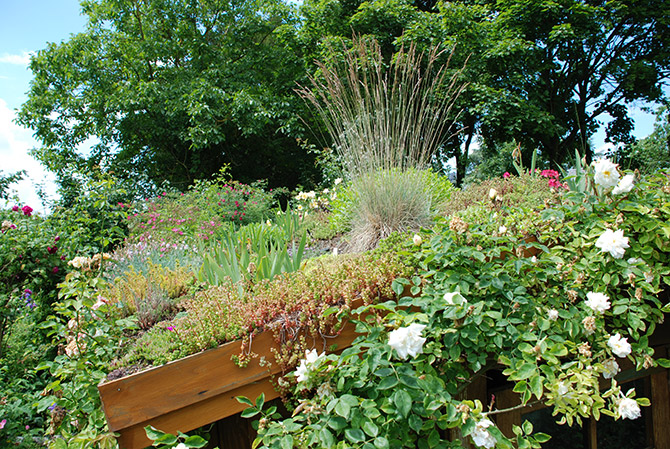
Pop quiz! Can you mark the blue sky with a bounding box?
[0,0,664,213]
[0,0,87,212]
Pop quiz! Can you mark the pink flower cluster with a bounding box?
[540,169,567,189]
[11,205,33,216]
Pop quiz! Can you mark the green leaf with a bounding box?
[183,435,208,448]
[409,414,425,435]
[334,400,351,419]
[534,432,551,443]
[256,392,265,410]
[319,428,336,448]
[144,425,168,441]
[529,374,543,399]
[394,390,412,417]
[514,363,537,380]
[374,436,390,449]
[656,358,670,368]
[236,396,254,407]
[345,429,366,443]
[377,376,398,390]
[280,435,293,449]
[362,420,379,437]
[241,408,260,418]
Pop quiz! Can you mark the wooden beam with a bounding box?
[651,370,670,449]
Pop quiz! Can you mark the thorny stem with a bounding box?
[486,400,542,416]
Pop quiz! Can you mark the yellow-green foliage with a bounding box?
[100,261,194,313]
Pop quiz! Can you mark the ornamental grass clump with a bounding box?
[298,37,465,176]
[299,37,464,250]
[332,168,455,252]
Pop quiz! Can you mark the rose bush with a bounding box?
[248,163,669,449]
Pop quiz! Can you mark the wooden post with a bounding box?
[651,370,670,449]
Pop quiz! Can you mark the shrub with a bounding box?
[128,172,280,245]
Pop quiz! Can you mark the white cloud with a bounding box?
[0,51,34,66]
[0,98,58,214]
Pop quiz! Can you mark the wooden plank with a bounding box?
[493,388,521,439]
[100,328,281,431]
[116,377,279,449]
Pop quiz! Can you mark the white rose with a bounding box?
[592,159,620,189]
[595,229,629,259]
[488,188,498,200]
[618,396,641,420]
[388,323,427,359]
[547,309,559,321]
[295,349,324,383]
[607,333,632,358]
[498,225,507,234]
[612,174,634,195]
[175,443,188,449]
[471,418,496,448]
[585,292,611,314]
[602,358,620,379]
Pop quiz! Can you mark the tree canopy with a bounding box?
[18,0,320,193]
[17,0,670,191]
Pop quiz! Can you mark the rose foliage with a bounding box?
[247,169,670,449]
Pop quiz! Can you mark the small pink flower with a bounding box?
[0,419,6,429]
[540,169,559,179]
[503,172,511,179]
[54,235,60,242]
[12,205,19,212]
[52,267,59,274]
[25,425,30,430]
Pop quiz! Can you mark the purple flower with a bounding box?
[52,267,59,274]
[166,326,175,331]
[54,235,60,242]
[47,246,58,254]
[21,205,33,216]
